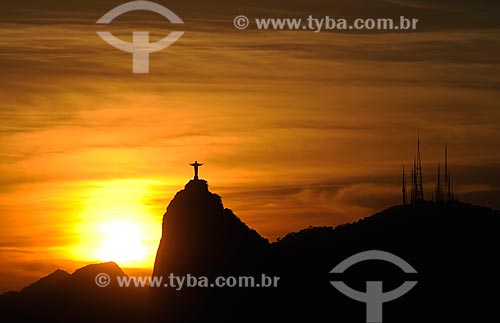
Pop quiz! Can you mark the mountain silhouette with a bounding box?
[151,179,270,322]
[1,180,499,323]
[20,269,70,297]
[153,179,268,277]
[0,262,147,323]
[271,201,500,322]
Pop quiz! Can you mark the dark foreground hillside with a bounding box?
[272,201,500,322]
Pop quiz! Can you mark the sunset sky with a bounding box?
[1,0,499,292]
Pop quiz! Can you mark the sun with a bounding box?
[96,221,146,264]
[69,179,166,269]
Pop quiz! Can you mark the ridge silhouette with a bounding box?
[1,179,499,323]
[151,179,270,322]
[153,179,268,278]
[0,262,147,323]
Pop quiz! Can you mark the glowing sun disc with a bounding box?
[96,221,146,264]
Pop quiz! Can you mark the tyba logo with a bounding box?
[96,1,184,74]
[330,250,418,323]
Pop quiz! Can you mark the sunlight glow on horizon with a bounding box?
[69,179,168,269]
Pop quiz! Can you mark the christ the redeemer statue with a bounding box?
[190,161,203,180]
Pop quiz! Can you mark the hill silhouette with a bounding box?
[151,179,270,322]
[271,201,500,322]
[1,180,499,323]
[153,179,268,277]
[0,262,147,323]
